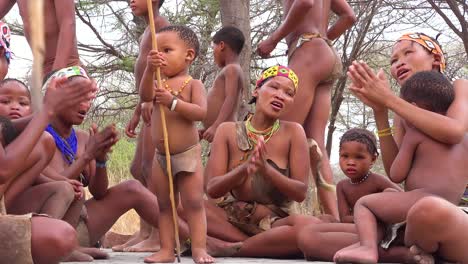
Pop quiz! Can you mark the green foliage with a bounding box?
[107,138,136,185]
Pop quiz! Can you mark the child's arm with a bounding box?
[0,0,15,19]
[156,79,207,121]
[337,181,354,223]
[327,0,356,40]
[257,0,315,57]
[206,123,248,198]
[140,50,162,102]
[389,127,423,183]
[203,65,242,142]
[52,0,78,70]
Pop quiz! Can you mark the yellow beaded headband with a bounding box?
[397,33,446,73]
[256,65,299,91]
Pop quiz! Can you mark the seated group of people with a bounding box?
[1,1,468,263]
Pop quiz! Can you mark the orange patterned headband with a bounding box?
[397,33,446,72]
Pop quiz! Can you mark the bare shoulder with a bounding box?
[155,15,170,30]
[217,121,237,133]
[224,63,243,74]
[189,78,205,91]
[336,179,349,191]
[281,121,305,135]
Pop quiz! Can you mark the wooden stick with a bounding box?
[29,0,45,112]
[146,0,181,262]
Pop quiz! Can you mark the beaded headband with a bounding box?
[42,66,89,90]
[397,33,446,73]
[256,65,298,91]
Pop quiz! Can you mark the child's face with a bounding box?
[212,42,223,67]
[254,76,295,119]
[130,0,149,16]
[390,40,439,85]
[339,141,375,180]
[156,31,194,77]
[0,49,7,80]
[0,82,31,119]
[57,77,91,125]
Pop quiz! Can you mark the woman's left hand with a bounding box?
[348,61,395,108]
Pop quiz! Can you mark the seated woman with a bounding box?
[298,32,468,263]
[205,65,323,257]
[0,39,97,264]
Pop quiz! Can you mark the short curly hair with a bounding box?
[158,25,200,59]
[400,71,453,113]
[340,128,379,156]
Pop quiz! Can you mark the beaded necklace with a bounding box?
[162,76,192,97]
[245,115,280,147]
[350,171,371,185]
[45,124,77,165]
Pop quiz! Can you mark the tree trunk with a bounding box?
[220,0,252,120]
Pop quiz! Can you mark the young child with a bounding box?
[0,0,80,75]
[200,26,245,142]
[139,25,213,263]
[337,128,401,224]
[334,71,468,264]
[0,79,31,119]
[116,0,169,252]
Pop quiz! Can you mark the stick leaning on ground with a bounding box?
[146,0,181,262]
[29,0,45,111]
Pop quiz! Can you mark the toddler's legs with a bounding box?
[178,162,214,263]
[144,158,176,263]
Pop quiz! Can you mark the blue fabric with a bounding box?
[45,124,77,165]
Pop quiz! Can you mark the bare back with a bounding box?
[203,64,244,128]
[283,0,331,46]
[405,134,468,204]
[17,0,80,75]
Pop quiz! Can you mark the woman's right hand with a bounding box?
[347,61,395,111]
[247,137,268,175]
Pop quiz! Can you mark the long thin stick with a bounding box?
[146,0,181,262]
[29,0,45,112]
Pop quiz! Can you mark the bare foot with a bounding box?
[144,249,175,263]
[206,237,242,257]
[410,245,435,264]
[112,231,147,252]
[124,236,161,252]
[62,250,93,262]
[334,243,378,264]
[78,247,109,259]
[192,248,215,264]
